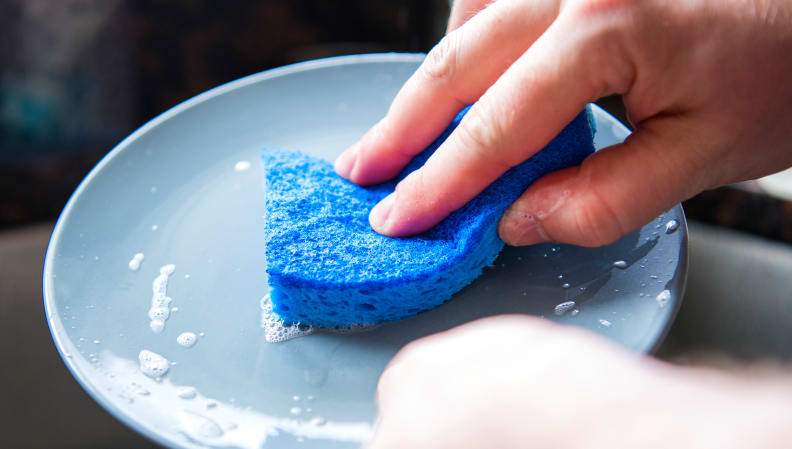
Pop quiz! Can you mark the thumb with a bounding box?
[498,116,713,247]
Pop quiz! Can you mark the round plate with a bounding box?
[44,54,687,449]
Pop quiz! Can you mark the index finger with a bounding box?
[369,13,615,236]
[334,0,559,186]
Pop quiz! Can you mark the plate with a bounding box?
[44,53,687,449]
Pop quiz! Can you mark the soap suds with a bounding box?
[149,264,175,334]
[128,253,145,271]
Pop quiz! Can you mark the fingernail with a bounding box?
[498,207,550,246]
[370,193,396,234]
[334,143,359,179]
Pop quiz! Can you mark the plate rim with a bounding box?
[42,52,687,449]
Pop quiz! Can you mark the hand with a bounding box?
[365,316,792,449]
[335,0,792,247]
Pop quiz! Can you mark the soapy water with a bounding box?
[128,253,144,271]
[260,294,377,343]
[149,264,175,334]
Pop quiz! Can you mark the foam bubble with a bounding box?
[260,294,315,343]
[260,294,377,343]
[149,264,175,334]
[128,253,145,271]
[177,332,197,347]
[138,350,169,378]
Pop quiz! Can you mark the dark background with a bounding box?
[2,2,791,449]
[0,0,450,230]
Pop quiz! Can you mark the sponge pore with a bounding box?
[262,107,596,327]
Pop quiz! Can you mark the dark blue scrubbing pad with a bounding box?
[262,106,596,327]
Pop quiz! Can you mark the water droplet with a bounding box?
[557,274,564,280]
[570,309,580,316]
[656,290,671,307]
[292,395,301,401]
[553,301,576,316]
[150,186,157,193]
[664,219,680,234]
[234,160,251,172]
[151,224,158,231]
[613,260,628,269]
[599,319,612,328]
[198,332,205,337]
[93,340,101,344]
[561,282,571,289]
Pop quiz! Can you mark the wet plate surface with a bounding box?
[43,54,687,449]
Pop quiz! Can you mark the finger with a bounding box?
[369,10,632,236]
[335,0,560,186]
[447,0,490,32]
[498,114,717,247]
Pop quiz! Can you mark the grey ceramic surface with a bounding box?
[43,54,687,449]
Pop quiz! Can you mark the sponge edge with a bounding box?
[262,106,596,327]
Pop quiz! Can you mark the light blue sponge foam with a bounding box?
[262,107,596,327]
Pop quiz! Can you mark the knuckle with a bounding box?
[454,104,514,170]
[422,30,461,82]
[570,164,628,247]
[395,170,443,214]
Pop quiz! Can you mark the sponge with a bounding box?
[262,106,595,327]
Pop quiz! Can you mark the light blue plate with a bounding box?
[43,54,687,449]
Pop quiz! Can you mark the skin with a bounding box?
[333,0,792,447]
[335,0,792,247]
[365,317,792,449]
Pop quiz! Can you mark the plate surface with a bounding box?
[44,54,687,449]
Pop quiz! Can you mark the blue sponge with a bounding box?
[262,107,595,327]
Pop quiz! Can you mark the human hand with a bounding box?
[365,316,792,449]
[335,0,792,247]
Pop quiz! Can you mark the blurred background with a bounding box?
[1,1,791,448]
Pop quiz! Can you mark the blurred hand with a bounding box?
[335,0,792,247]
[365,316,792,449]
